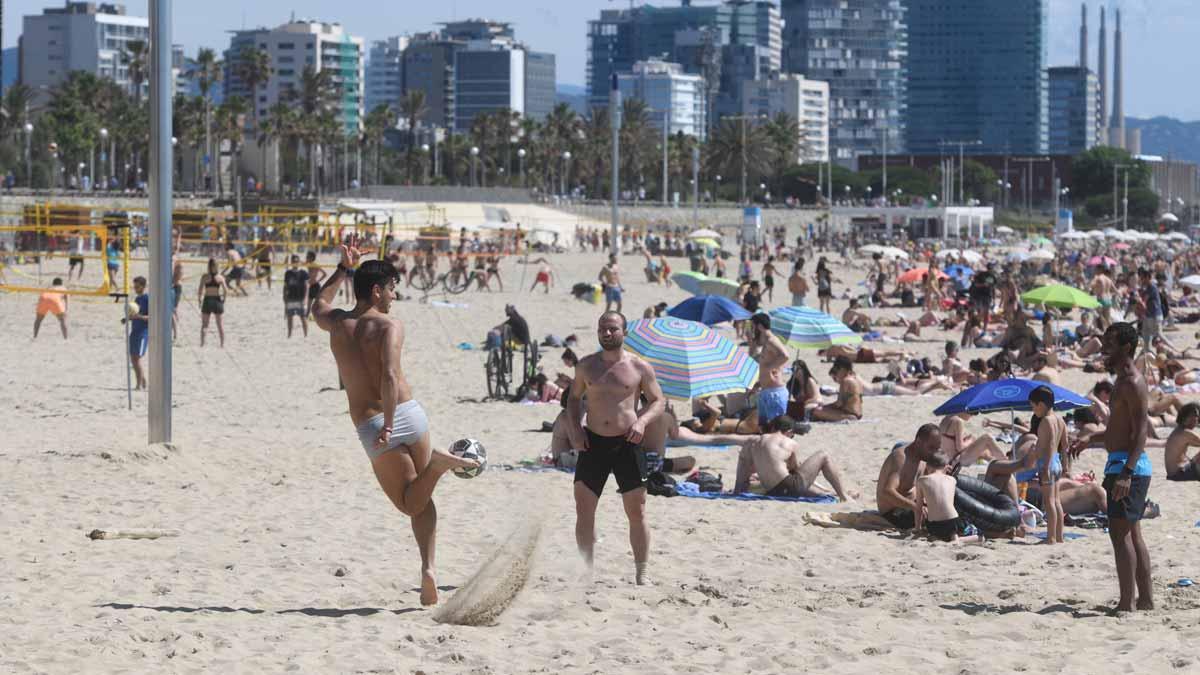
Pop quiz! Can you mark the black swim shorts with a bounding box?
[1167,463,1200,482]
[1103,474,1151,522]
[574,428,645,497]
[766,473,806,498]
[925,518,960,542]
[881,508,915,530]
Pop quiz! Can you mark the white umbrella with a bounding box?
[1103,228,1122,238]
[1058,231,1087,240]
[880,246,910,260]
[960,250,984,264]
[1086,230,1106,239]
[1007,251,1030,262]
[935,248,961,259]
[996,225,1014,234]
[1161,213,1180,223]
[1029,249,1056,261]
[1166,232,1190,241]
[1181,275,1200,290]
[860,244,886,255]
[688,228,722,240]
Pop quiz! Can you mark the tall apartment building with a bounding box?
[19,2,149,99]
[365,36,408,114]
[905,0,1049,155]
[448,20,556,132]
[781,0,906,166]
[225,20,364,134]
[587,1,782,116]
[403,32,459,130]
[616,58,707,140]
[739,74,829,163]
[1047,66,1099,156]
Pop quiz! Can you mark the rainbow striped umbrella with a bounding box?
[623,318,758,399]
[768,306,862,349]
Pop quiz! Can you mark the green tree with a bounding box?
[763,112,800,196]
[1070,146,1150,201]
[362,105,392,186]
[259,102,297,190]
[121,40,149,104]
[705,117,770,203]
[188,48,223,192]
[235,47,271,135]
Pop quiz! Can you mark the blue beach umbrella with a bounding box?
[944,264,973,280]
[767,306,862,350]
[667,294,753,326]
[933,378,1090,416]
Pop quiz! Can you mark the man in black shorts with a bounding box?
[969,263,996,329]
[566,311,665,585]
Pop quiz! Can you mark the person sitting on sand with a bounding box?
[1028,352,1062,386]
[914,452,961,542]
[842,299,872,333]
[876,424,943,530]
[33,277,69,339]
[939,412,1008,466]
[641,402,725,477]
[811,356,864,422]
[786,359,821,419]
[707,416,853,501]
[1165,403,1200,482]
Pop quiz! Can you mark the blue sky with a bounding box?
[4,0,1197,120]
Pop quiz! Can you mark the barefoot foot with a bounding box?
[420,569,438,606]
[429,448,480,474]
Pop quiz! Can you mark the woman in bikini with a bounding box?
[198,257,228,348]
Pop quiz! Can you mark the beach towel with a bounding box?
[1030,531,1088,541]
[430,300,469,309]
[802,510,895,530]
[675,481,835,503]
[666,439,734,449]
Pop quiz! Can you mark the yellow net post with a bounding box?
[122,219,130,297]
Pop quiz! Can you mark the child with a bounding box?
[34,277,69,339]
[1029,385,1067,544]
[128,276,150,390]
[914,452,960,542]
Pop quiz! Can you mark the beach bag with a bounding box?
[689,471,724,493]
[645,471,677,497]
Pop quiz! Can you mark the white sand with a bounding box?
[2,248,1199,674]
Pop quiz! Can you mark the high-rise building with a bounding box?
[781,0,907,166]
[587,1,782,115]
[19,2,149,99]
[449,19,555,132]
[365,36,408,114]
[904,0,1048,155]
[225,20,364,134]
[1047,66,1099,156]
[523,51,557,122]
[403,32,459,130]
[739,74,829,163]
[616,58,707,140]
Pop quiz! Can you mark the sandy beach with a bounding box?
[3,246,1199,674]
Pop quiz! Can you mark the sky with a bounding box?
[3,0,1197,120]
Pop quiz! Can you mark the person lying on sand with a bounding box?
[818,345,910,365]
[875,423,942,530]
[706,416,854,501]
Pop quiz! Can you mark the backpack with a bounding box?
[689,470,724,493]
[645,471,677,497]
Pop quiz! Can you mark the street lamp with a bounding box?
[77,162,85,191]
[171,136,179,187]
[470,146,479,187]
[726,113,767,204]
[23,123,33,188]
[421,144,430,184]
[99,127,109,189]
[866,185,873,203]
[517,148,526,187]
[561,151,572,197]
[715,174,722,202]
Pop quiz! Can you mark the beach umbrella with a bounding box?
[1165,231,1190,242]
[667,295,752,326]
[1103,228,1122,238]
[1028,249,1055,261]
[1112,242,1131,251]
[880,246,910,260]
[1008,251,1031,262]
[897,267,948,283]
[688,228,722,240]
[671,271,707,295]
[767,306,862,350]
[1086,230,1106,239]
[933,378,1090,416]
[860,244,886,255]
[1086,255,1118,267]
[699,277,741,300]
[693,237,721,249]
[1020,284,1100,310]
[1161,213,1180,223]
[945,264,974,281]
[996,225,1014,234]
[935,248,963,259]
[1180,275,1200,290]
[623,318,758,399]
[958,250,984,264]
[1058,231,1087,241]
[1031,236,1053,246]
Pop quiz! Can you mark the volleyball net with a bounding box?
[0,204,123,297]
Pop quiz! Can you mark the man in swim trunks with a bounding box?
[599,254,623,313]
[708,416,853,501]
[811,356,864,422]
[33,277,69,339]
[1165,402,1200,482]
[283,254,310,338]
[749,313,790,428]
[787,261,809,307]
[313,242,478,606]
[68,232,86,281]
[876,423,942,530]
[566,311,665,585]
[1099,321,1154,612]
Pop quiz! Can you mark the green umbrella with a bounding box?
[698,277,741,300]
[1020,284,1100,310]
[1031,236,1053,246]
[671,271,707,295]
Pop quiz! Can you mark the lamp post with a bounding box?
[1113,163,1131,228]
[726,113,766,204]
[561,151,571,197]
[714,174,721,203]
[866,185,873,204]
[77,162,85,191]
[470,146,479,188]
[49,142,58,192]
[691,145,700,229]
[24,122,33,188]
[517,148,526,187]
[99,127,109,190]
[421,144,430,184]
[171,136,178,187]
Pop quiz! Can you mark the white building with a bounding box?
[365,36,408,114]
[226,20,365,135]
[616,58,706,140]
[19,2,149,99]
[739,74,829,163]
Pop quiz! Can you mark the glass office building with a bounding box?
[905,0,1048,155]
[781,0,907,166]
[1048,66,1099,156]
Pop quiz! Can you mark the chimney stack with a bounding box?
[1098,7,1108,131]
[1112,7,1124,141]
[1079,4,1088,69]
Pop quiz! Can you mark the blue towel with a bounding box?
[1029,531,1087,540]
[675,481,836,503]
[666,440,734,449]
[457,342,475,350]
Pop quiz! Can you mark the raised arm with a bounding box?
[313,244,361,332]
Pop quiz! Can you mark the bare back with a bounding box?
[326,310,414,426]
[1164,427,1200,474]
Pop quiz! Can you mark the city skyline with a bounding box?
[3,0,1197,121]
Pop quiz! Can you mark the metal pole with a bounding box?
[959,143,965,205]
[691,145,700,230]
[881,129,888,205]
[740,118,747,204]
[1123,170,1129,230]
[25,131,31,188]
[610,75,621,251]
[1113,165,1118,224]
[662,110,669,207]
[148,0,173,444]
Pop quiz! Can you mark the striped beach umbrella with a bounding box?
[768,306,862,350]
[671,270,707,295]
[623,318,758,400]
[698,277,741,300]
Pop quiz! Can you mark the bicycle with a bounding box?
[411,266,473,295]
[484,326,541,401]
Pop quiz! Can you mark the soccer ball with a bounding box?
[125,301,140,320]
[448,438,487,479]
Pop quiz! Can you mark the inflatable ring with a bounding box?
[954,475,1022,532]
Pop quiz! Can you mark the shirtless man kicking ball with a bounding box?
[313,242,477,606]
[566,311,666,585]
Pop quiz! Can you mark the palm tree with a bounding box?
[580,107,611,198]
[295,67,336,195]
[172,94,204,191]
[121,40,149,104]
[362,105,392,186]
[706,117,770,202]
[396,89,426,150]
[619,98,654,197]
[215,96,249,200]
[763,112,801,197]
[259,102,296,194]
[235,47,271,136]
[188,48,222,193]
